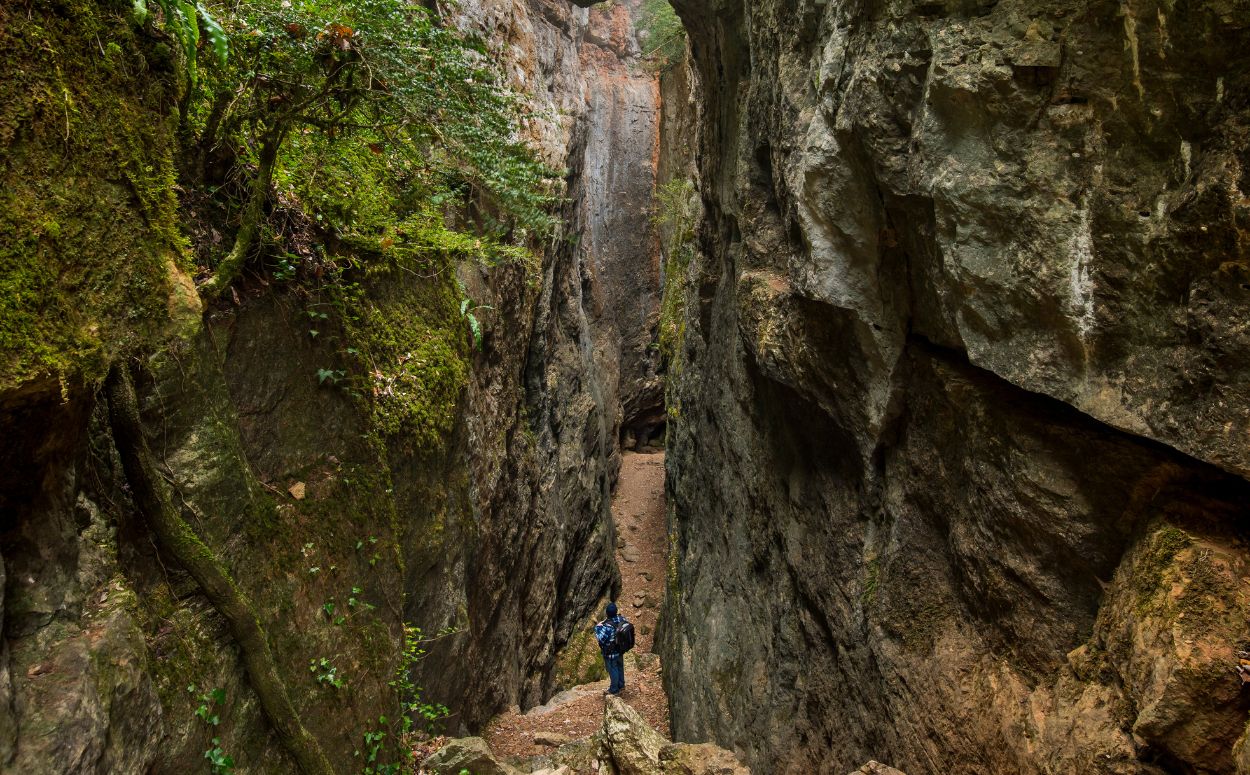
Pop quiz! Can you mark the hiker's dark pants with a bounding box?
[604,652,625,693]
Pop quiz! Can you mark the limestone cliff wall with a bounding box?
[658,0,1250,772]
[0,0,660,771]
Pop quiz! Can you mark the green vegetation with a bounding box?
[189,685,236,773]
[1133,522,1193,615]
[654,178,698,418]
[9,1,552,771]
[131,0,228,85]
[309,657,345,689]
[185,0,559,296]
[637,0,686,70]
[356,624,456,774]
[554,618,610,688]
[861,554,881,606]
[0,0,190,393]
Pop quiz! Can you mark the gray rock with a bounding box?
[848,763,907,775]
[604,696,668,775]
[535,731,575,747]
[424,737,523,775]
[658,0,1250,773]
[660,742,752,775]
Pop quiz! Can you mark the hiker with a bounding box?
[595,602,634,695]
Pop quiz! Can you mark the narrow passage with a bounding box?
[484,450,671,756]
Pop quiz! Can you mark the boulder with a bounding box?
[604,696,669,774]
[535,731,575,747]
[660,742,752,774]
[848,763,907,775]
[423,737,523,775]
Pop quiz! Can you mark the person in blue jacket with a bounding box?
[594,602,628,695]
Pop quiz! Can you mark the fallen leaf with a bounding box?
[289,482,306,500]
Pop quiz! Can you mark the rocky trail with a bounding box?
[483,451,672,759]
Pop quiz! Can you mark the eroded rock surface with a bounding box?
[659,0,1250,772]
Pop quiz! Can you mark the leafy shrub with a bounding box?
[183,0,561,294]
[636,0,685,71]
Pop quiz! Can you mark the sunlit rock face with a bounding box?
[658,0,1250,772]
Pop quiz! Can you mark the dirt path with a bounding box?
[484,451,670,757]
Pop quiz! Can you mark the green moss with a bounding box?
[654,179,697,424]
[554,620,609,689]
[1132,523,1193,615]
[337,260,469,451]
[655,182,696,364]
[861,554,881,607]
[0,0,188,392]
[899,597,947,654]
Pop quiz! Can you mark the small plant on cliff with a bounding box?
[185,0,560,296]
[188,685,235,773]
[392,625,454,734]
[309,656,346,689]
[459,296,494,351]
[637,0,685,70]
[355,624,457,772]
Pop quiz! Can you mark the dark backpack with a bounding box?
[613,619,635,653]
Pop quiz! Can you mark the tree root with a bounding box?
[198,132,281,299]
[105,365,335,775]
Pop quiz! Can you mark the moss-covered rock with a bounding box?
[0,0,196,394]
[554,615,609,689]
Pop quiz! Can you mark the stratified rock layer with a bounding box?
[658,0,1250,772]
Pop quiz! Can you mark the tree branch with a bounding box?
[199,128,284,298]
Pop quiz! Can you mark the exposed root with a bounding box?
[104,364,335,775]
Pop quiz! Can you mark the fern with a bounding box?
[133,0,228,84]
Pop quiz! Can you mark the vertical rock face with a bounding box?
[579,1,666,443]
[0,0,661,770]
[659,0,1250,772]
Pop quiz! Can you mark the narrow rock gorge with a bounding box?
[3,0,1250,773]
[0,0,660,770]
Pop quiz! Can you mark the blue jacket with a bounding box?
[595,615,628,656]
